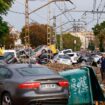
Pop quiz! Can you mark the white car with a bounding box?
[4,50,19,63]
[4,50,17,58]
[66,52,79,64]
[59,49,73,55]
[93,54,102,63]
[53,54,72,65]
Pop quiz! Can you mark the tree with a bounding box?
[21,23,53,47]
[92,21,105,51]
[88,40,95,51]
[92,21,105,36]
[0,16,9,45]
[0,0,14,14]
[57,33,82,51]
[4,35,15,49]
[0,0,14,46]
[98,29,105,51]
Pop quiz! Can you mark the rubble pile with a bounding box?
[46,63,81,72]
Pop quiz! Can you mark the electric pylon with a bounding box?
[25,0,30,47]
[47,0,52,46]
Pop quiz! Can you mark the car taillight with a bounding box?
[58,80,69,87]
[18,82,40,89]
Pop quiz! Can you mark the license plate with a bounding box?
[41,84,57,89]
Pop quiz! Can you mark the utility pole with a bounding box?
[47,0,52,46]
[25,0,30,47]
[53,16,57,45]
[60,15,63,50]
[97,9,99,24]
[24,0,70,49]
[25,0,31,64]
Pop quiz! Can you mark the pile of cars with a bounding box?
[0,45,103,66]
[53,49,79,65]
[0,45,104,105]
[0,46,70,105]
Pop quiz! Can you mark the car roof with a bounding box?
[4,50,16,52]
[5,64,46,69]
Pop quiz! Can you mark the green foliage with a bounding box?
[92,21,105,36]
[0,16,9,45]
[57,33,82,51]
[88,40,95,51]
[0,0,14,14]
[0,0,14,46]
[92,21,105,52]
[21,23,53,47]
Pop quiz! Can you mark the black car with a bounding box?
[0,56,5,64]
[0,64,69,105]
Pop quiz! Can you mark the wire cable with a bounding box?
[9,10,24,14]
[15,0,47,21]
[93,0,97,11]
[9,10,35,22]
[55,2,74,26]
[63,1,74,20]
[97,0,103,10]
[98,1,105,21]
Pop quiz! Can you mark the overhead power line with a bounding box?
[55,2,74,26]
[16,0,47,20]
[50,7,75,20]
[66,10,105,13]
[98,1,105,21]
[93,0,97,11]
[9,10,24,14]
[9,10,35,22]
[63,1,74,20]
[97,0,103,10]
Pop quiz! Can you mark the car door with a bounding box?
[0,66,12,96]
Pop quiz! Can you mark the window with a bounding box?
[34,45,43,52]
[68,54,74,57]
[59,55,69,59]
[17,67,55,76]
[0,67,12,78]
[0,56,4,60]
[63,50,72,54]
[5,54,14,61]
[4,52,14,57]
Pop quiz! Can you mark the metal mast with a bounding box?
[60,15,63,50]
[60,1,64,50]
[53,16,57,46]
[47,0,52,46]
[25,0,30,47]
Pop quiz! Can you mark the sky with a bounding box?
[2,0,105,32]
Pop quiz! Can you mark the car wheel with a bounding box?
[1,93,12,105]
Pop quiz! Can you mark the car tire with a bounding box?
[1,93,12,105]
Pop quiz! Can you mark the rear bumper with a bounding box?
[13,94,69,105]
[13,96,68,105]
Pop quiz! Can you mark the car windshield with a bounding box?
[68,54,74,57]
[0,56,4,60]
[34,45,43,52]
[4,52,14,57]
[17,67,55,76]
[59,55,69,59]
[63,50,72,54]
